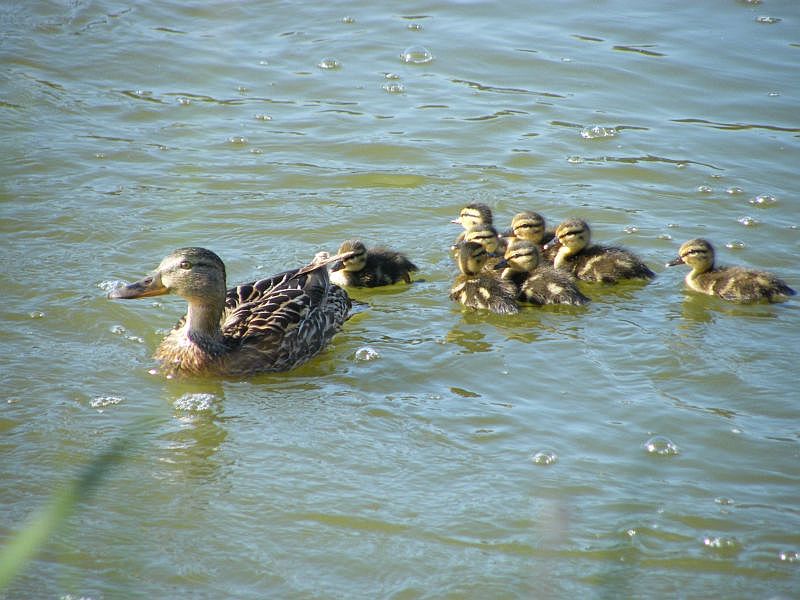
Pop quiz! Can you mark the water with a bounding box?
[2,0,799,597]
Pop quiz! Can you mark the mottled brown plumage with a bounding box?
[667,238,795,303]
[329,239,418,287]
[545,219,655,283]
[449,241,519,315]
[108,247,354,377]
[508,211,557,264]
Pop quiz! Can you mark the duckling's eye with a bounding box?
[179,260,192,270]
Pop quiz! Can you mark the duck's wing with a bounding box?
[222,266,341,343]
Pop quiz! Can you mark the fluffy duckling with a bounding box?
[508,211,557,263]
[451,202,495,246]
[498,240,590,306]
[667,238,796,303]
[329,239,418,287]
[450,241,519,315]
[108,247,356,377]
[462,223,507,264]
[544,219,655,283]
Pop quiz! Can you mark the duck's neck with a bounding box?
[182,298,226,354]
[553,245,577,270]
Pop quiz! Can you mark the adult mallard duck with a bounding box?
[667,238,796,303]
[544,218,655,283]
[497,239,590,306]
[107,247,357,377]
[329,239,418,287]
[449,241,519,315]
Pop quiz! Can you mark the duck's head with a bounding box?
[667,238,715,272]
[463,223,501,254]
[510,211,546,244]
[498,239,541,273]
[108,247,227,304]
[455,241,490,276]
[452,202,493,230]
[545,219,591,253]
[330,239,368,273]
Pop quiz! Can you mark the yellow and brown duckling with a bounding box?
[450,241,519,315]
[329,239,418,287]
[461,223,507,266]
[507,211,557,263]
[451,202,495,246]
[544,218,655,283]
[498,239,590,306]
[667,238,796,303]
[108,247,356,377]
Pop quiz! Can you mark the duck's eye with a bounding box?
[179,260,192,270]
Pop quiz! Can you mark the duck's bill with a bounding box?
[665,256,684,267]
[296,249,359,276]
[108,275,168,299]
[493,258,508,270]
[329,260,345,272]
[542,238,560,251]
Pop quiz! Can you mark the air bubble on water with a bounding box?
[566,155,583,164]
[174,393,216,412]
[667,223,679,229]
[714,497,735,506]
[737,216,759,227]
[726,187,744,195]
[354,346,380,361]
[767,91,779,97]
[580,126,617,139]
[779,550,799,562]
[29,311,46,319]
[384,72,401,80]
[703,535,742,557]
[99,279,126,292]
[725,240,745,250]
[382,82,406,94]
[755,16,781,24]
[697,185,713,193]
[341,16,355,24]
[531,450,558,466]
[228,136,248,145]
[318,58,341,70]
[407,23,422,31]
[94,152,106,159]
[258,60,269,66]
[643,435,679,456]
[255,114,272,121]
[624,225,639,234]
[749,194,777,207]
[177,96,191,105]
[249,148,263,154]
[657,234,672,241]
[91,395,122,409]
[400,46,433,64]
[110,325,126,335]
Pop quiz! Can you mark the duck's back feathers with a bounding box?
[564,244,655,283]
[450,274,519,314]
[691,266,796,303]
[518,266,591,306]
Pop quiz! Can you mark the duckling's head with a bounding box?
[456,241,489,276]
[547,219,591,253]
[667,238,715,272]
[452,202,493,230]
[502,239,541,273]
[108,247,227,304]
[463,223,501,254]
[511,211,546,244]
[330,239,368,273]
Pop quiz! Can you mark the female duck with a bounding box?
[450,241,519,314]
[498,239,590,306]
[329,239,418,287]
[544,218,655,283]
[667,238,796,303]
[108,247,356,377]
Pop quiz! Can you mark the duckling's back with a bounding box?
[693,266,796,303]
[450,273,519,314]
[357,248,418,286]
[519,266,590,306]
[566,245,655,283]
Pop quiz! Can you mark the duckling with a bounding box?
[508,211,557,263]
[451,202,495,246]
[450,241,519,315]
[329,239,418,287]
[108,247,356,377]
[666,238,796,303]
[462,223,507,265]
[498,239,590,306]
[544,218,655,283]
